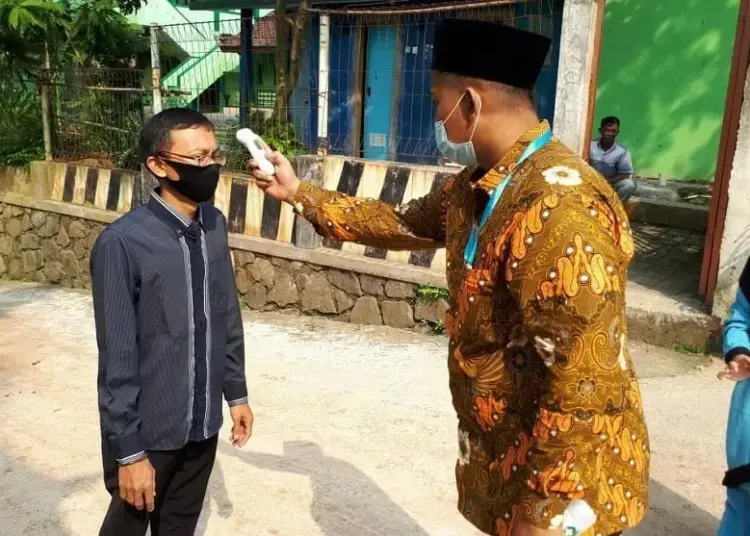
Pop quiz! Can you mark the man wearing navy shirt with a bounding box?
[91,108,253,535]
[589,116,637,202]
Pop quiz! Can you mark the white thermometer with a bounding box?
[236,128,275,175]
[562,500,597,535]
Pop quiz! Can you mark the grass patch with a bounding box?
[417,285,449,301]
[674,341,707,355]
[421,319,445,336]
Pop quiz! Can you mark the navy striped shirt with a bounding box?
[91,191,247,463]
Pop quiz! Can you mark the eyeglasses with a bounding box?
[158,150,227,167]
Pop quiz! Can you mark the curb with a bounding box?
[626,282,721,353]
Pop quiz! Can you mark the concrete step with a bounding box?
[626,281,720,354]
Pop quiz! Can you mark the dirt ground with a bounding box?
[0,282,728,535]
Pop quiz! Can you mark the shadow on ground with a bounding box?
[225,439,721,536]
[195,460,234,536]
[0,445,722,536]
[0,450,98,536]
[226,440,431,536]
[630,480,719,535]
[0,283,74,319]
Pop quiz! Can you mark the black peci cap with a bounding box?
[431,18,551,90]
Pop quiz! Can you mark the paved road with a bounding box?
[0,282,728,535]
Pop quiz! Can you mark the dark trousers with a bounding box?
[99,434,218,536]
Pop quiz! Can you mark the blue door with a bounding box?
[328,20,355,155]
[363,26,397,160]
[515,0,564,124]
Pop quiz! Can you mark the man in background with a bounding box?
[589,116,637,202]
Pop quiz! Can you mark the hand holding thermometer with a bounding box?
[236,128,275,175]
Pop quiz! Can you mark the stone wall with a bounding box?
[0,201,449,331]
[0,203,103,289]
[232,251,448,328]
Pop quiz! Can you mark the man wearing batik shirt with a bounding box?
[251,19,649,536]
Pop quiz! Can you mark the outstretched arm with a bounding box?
[251,151,452,251]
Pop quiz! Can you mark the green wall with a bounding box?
[594,0,740,182]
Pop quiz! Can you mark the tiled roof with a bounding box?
[216,14,276,52]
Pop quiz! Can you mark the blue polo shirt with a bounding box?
[589,140,634,180]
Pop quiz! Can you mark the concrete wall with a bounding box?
[713,63,750,318]
[594,0,740,181]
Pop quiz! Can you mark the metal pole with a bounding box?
[316,14,330,155]
[150,24,163,114]
[239,9,254,126]
[40,42,53,161]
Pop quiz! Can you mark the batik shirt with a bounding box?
[292,121,650,536]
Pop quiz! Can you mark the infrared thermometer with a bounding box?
[236,128,275,175]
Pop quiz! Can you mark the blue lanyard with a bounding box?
[463,130,553,268]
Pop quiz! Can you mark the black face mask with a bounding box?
[165,161,221,204]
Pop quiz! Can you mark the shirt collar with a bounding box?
[596,139,619,154]
[148,189,205,234]
[471,120,552,194]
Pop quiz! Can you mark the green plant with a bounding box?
[0,79,44,166]
[66,0,147,68]
[417,285,449,301]
[422,319,445,336]
[56,76,145,168]
[674,341,707,355]
[221,111,309,173]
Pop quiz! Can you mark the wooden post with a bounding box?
[40,42,53,161]
[150,25,163,115]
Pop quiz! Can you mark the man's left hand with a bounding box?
[229,404,254,448]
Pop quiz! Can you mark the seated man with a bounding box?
[589,116,637,202]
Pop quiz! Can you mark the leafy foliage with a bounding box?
[0,79,45,166]
[0,0,146,77]
[0,0,64,75]
[57,78,145,168]
[0,0,148,167]
[417,285,450,301]
[65,0,148,67]
[223,110,308,171]
[422,319,445,336]
[113,0,144,15]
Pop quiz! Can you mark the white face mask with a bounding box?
[434,91,481,166]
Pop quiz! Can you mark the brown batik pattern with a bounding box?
[293,121,649,536]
